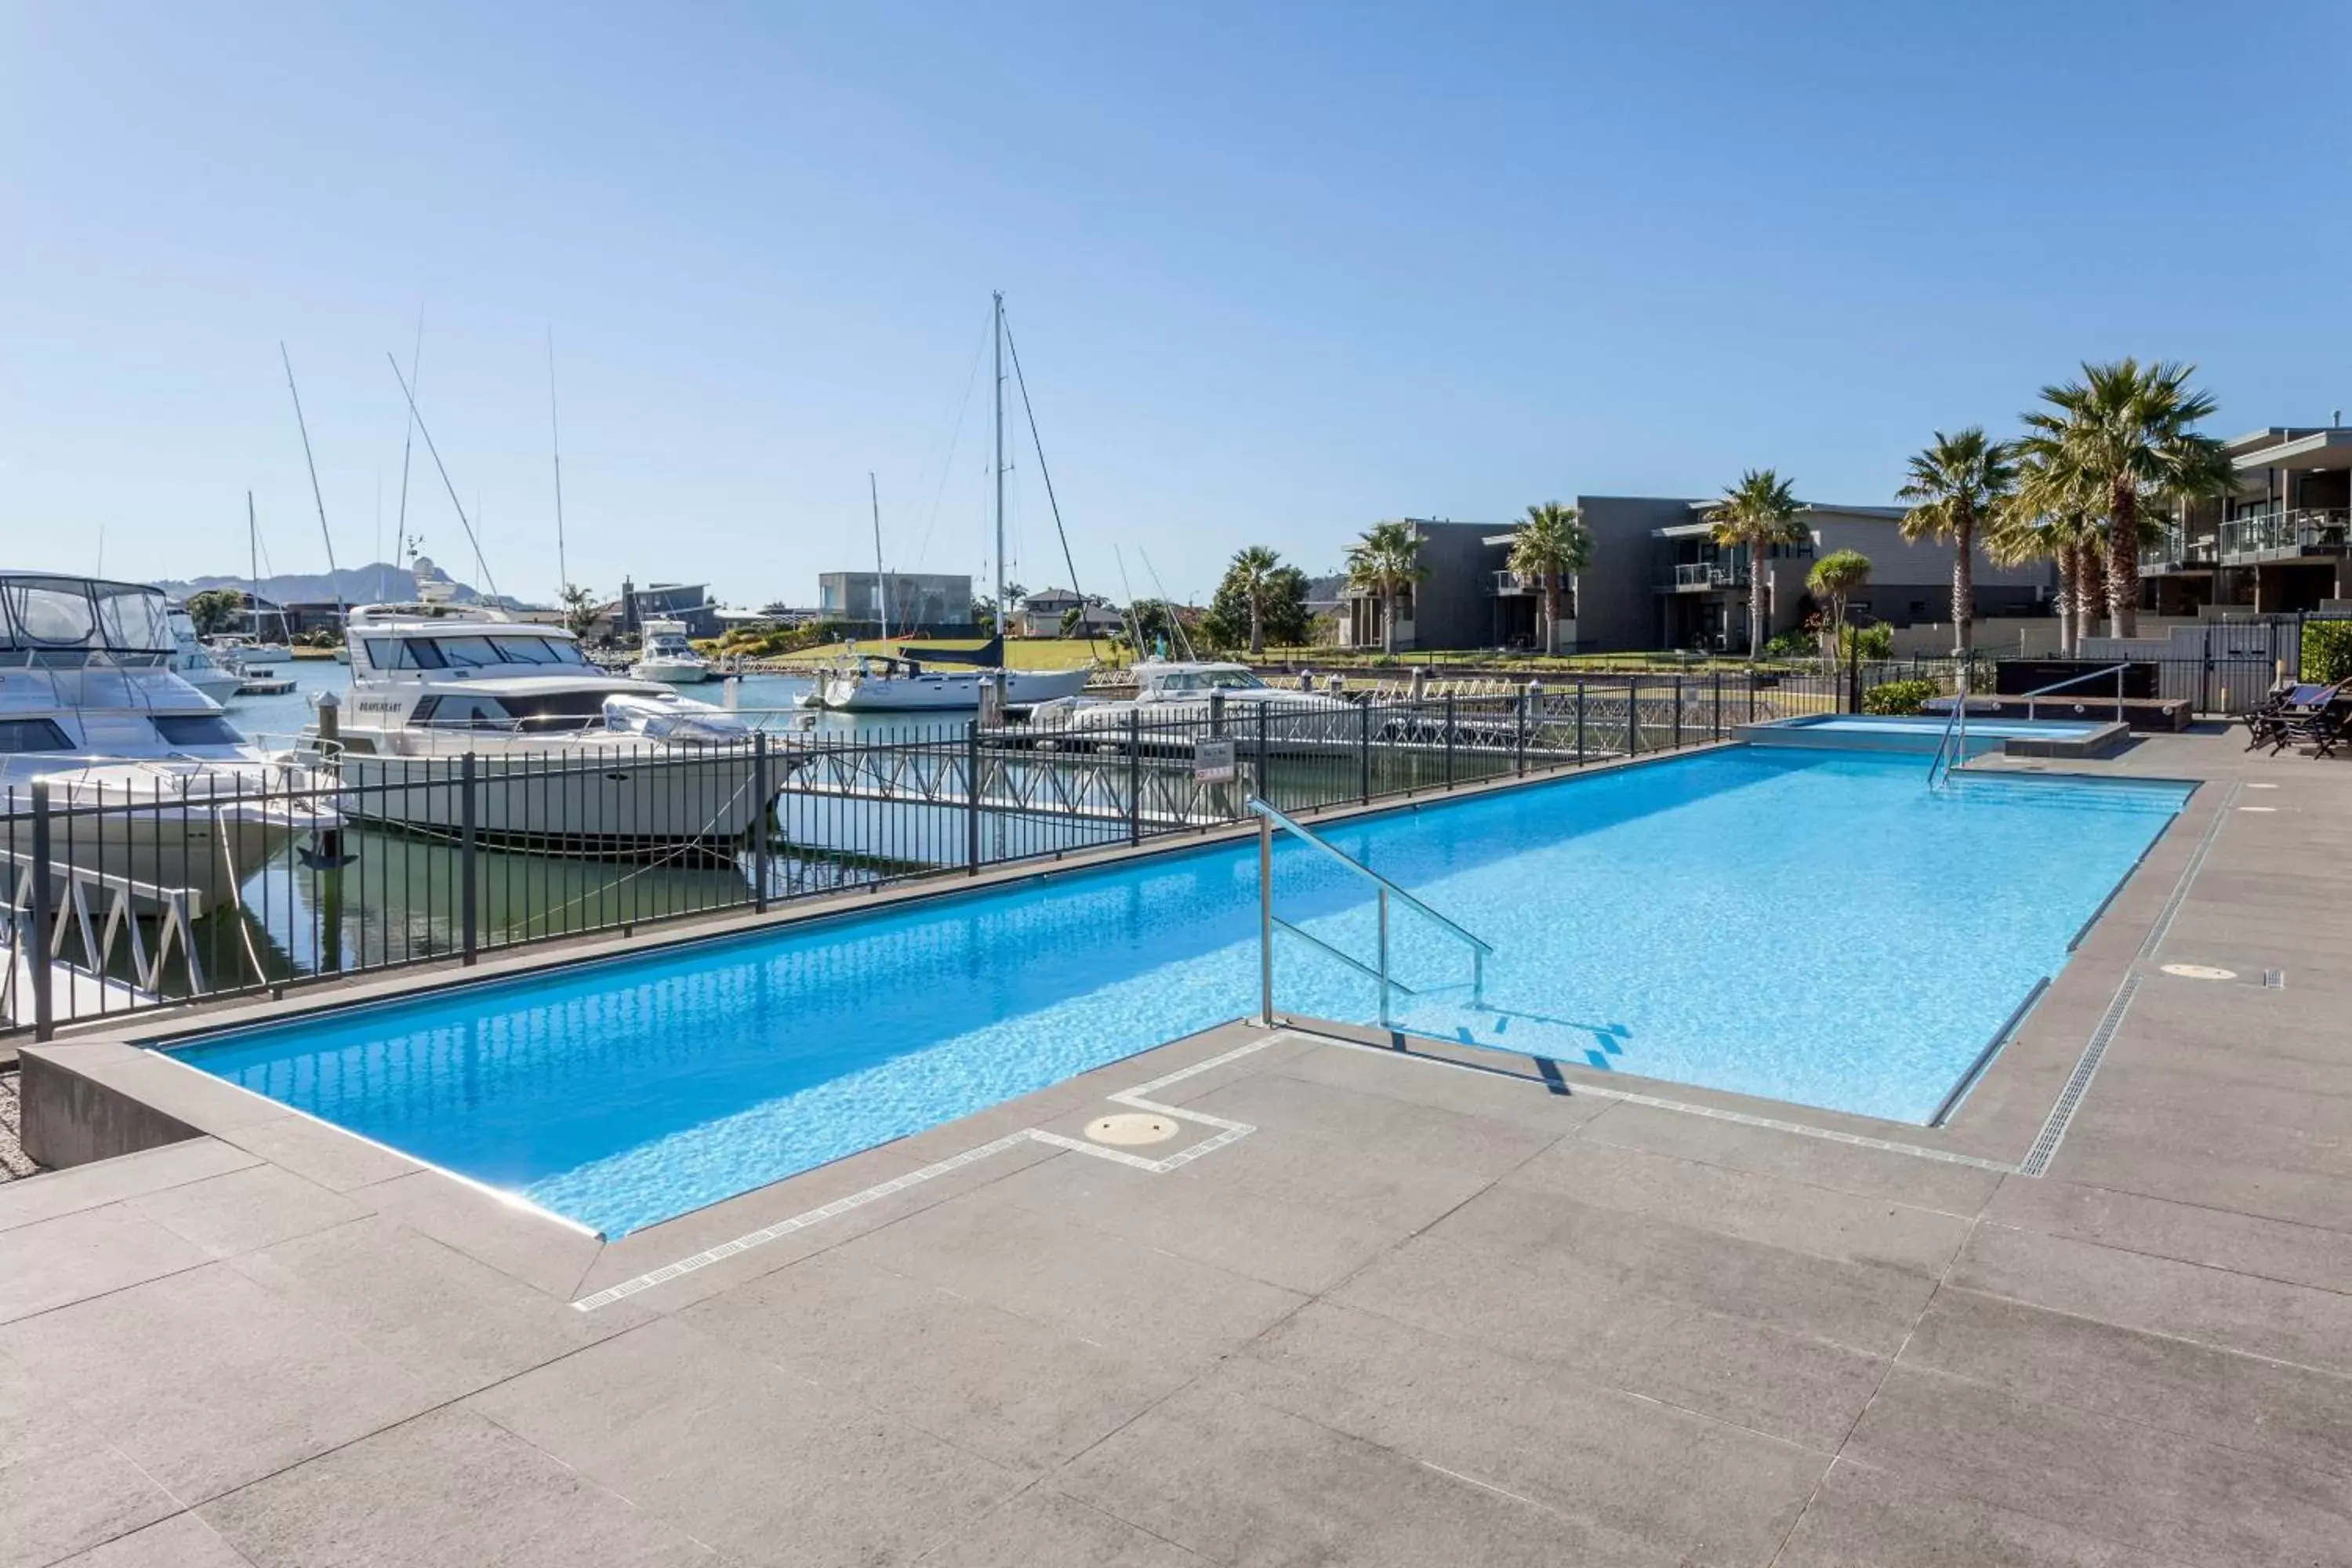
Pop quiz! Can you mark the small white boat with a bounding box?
[628,619,713,684]
[807,648,1092,713]
[168,610,245,707]
[1031,660,1352,732]
[2,573,343,906]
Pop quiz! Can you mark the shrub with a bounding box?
[1759,630,1816,659]
[1862,678,1937,716]
[1839,622,1893,661]
[2303,619,2352,684]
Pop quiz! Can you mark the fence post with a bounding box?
[459,752,478,966]
[1711,669,1722,738]
[1127,712,1142,847]
[1574,680,1586,764]
[27,780,53,1040]
[1845,636,1860,713]
[1748,668,1759,723]
[964,720,982,873]
[1444,692,1457,789]
[752,732,771,911]
[1255,701,1271,808]
[1672,675,1683,750]
[1628,677,1640,756]
[1515,684,1529,776]
[1358,700,1372,804]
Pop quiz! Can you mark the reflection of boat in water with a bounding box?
[318,593,771,856]
[1,572,341,906]
[629,619,713,684]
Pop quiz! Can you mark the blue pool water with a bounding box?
[172,750,2190,1234]
[1791,716,2103,738]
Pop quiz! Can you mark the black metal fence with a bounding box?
[2,673,1854,1039]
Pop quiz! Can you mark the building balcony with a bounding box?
[1664,561,1748,591]
[2217,509,2350,563]
[1490,569,1566,597]
[2140,534,2219,573]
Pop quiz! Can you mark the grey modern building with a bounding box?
[2138,423,2352,614]
[1338,501,2056,654]
[815,572,976,637]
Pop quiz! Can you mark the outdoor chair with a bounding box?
[2245,681,2339,752]
[2263,683,2352,757]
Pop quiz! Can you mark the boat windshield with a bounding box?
[0,576,172,666]
[1150,668,1268,692]
[363,634,589,670]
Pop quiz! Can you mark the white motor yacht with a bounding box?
[629,619,713,684]
[0,573,343,906]
[1030,660,1352,733]
[167,610,245,707]
[325,593,768,855]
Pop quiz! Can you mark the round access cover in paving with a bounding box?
[2160,964,2238,981]
[1086,1113,1181,1146]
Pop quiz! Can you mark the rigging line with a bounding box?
[394,309,423,595]
[909,302,991,575]
[385,351,503,601]
[1002,310,1098,661]
[1113,544,1144,651]
[547,328,569,598]
[1138,547,1197,660]
[280,342,342,610]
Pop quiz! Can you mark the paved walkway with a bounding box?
[2,727,2349,1566]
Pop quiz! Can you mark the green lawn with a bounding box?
[758,636,1127,672]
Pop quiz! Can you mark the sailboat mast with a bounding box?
[547,329,569,600]
[281,342,342,623]
[247,491,260,634]
[991,290,1005,642]
[869,472,889,639]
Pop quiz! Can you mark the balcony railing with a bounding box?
[1668,561,1748,590]
[2140,532,2219,572]
[2217,509,2351,561]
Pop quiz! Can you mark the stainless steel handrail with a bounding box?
[1928,670,1970,789]
[1250,796,1491,1027]
[2021,661,2129,721]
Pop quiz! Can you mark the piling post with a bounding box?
[1127,711,1143,846]
[28,781,53,1040]
[459,752,478,965]
[753,731,772,909]
[966,720,982,873]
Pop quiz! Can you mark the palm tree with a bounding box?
[1806,549,1872,662]
[1345,521,1425,656]
[559,583,600,639]
[2014,359,2234,638]
[1506,502,1592,655]
[1999,454,2107,656]
[1896,427,2016,657]
[1703,470,1807,657]
[1228,545,1283,656]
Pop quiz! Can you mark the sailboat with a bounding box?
[807,293,1094,714]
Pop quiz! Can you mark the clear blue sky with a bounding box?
[3,1,2344,608]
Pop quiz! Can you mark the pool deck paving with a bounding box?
[3,724,2350,1566]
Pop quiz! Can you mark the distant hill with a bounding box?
[153,561,524,609]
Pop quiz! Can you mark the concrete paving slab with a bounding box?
[682,1248,1190,1472]
[0,1203,210,1324]
[1574,1097,2005,1214]
[835,1183,1306,1369]
[912,1486,1208,1567]
[1902,1284,2352,1479]
[0,1141,260,1235]
[1056,1382,1690,1567]
[227,1214,644,1404]
[1252,1039,1619,1134]
[1166,1068,1563,1178]
[350,1169,600,1301]
[1214,1300,1825,1565]
[1954,1218,2352,1374]
[43,1512,256,1568]
[466,1317,1022,1568]
[210,1117,420,1194]
[1774,1459,2189,1568]
[199,1407,714,1568]
[1843,1363,2352,1566]
[1984,1172,2352,1293]
[0,1263,442,1504]
[0,1351,180,1568]
[1504,1134,1976,1277]
[126,1165,372,1259]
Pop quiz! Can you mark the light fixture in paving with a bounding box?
[1085,1112,1181,1146]
[2159,963,2238,981]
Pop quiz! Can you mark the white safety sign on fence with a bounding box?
[1193,739,1237,784]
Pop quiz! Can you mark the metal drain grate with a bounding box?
[2021,972,2141,1177]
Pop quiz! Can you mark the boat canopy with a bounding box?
[0,575,172,665]
[895,633,1004,670]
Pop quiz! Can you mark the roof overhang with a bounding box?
[2232,427,2352,473]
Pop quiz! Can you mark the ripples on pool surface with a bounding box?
[176,750,2189,1233]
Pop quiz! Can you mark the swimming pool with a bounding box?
[170,749,2190,1234]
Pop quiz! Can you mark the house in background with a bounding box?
[2138,423,2352,615]
[815,572,976,637]
[615,581,723,640]
[1018,588,1121,637]
[1337,502,2056,655]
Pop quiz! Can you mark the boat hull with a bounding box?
[336,746,768,854]
[817,666,1092,712]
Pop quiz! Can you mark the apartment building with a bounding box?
[2138,423,2352,615]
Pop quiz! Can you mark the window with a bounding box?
[93,586,171,652]
[495,690,614,730]
[1203,670,1268,690]
[423,695,512,728]
[431,637,507,669]
[365,637,445,670]
[0,717,72,753]
[151,714,244,747]
[1,580,97,647]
